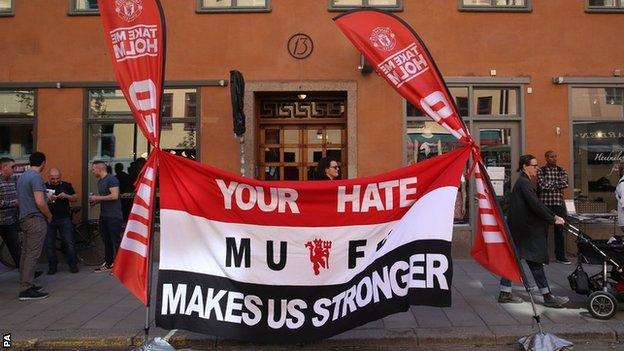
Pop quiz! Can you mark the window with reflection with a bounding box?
[70,0,98,14]
[404,84,524,225]
[460,0,530,11]
[0,0,12,15]
[329,0,402,10]
[406,87,468,117]
[587,0,624,10]
[0,90,35,163]
[572,87,623,120]
[86,88,199,219]
[572,86,624,213]
[198,0,269,12]
[405,121,468,224]
[473,88,519,116]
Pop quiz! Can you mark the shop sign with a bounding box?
[589,151,624,164]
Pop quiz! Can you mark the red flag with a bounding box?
[471,163,522,283]
[334,9,522,283]
[112,151,159,303]
[334,9,469,141]
[97,0,165,146]
[97,0,166,304]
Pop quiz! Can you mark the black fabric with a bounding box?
[507,172,555,264]
[230,70,246,137]
[45,181,75,220]
[568,264,590,295]
[156,239,451,342]
[547,204,568,260]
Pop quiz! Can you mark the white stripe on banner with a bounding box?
[480,214,497,226]
[483,231,505,243]
[137,183,152,204]
[159,186,457,286]
[126,219,148,238]
[131,203,150,220]
[475,178,485,194]
[144,167,154,181]
[120,235,148,257]
[478,199,491,209]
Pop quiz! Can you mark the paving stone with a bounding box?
[416,326,495,345]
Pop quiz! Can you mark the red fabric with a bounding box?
[471,162,522,283]
[98,0,165,304]
[334,10,468,142]
[334,9,522,284]
[112,151,159,304]
[159,146,472,227]
[97,0,165,146]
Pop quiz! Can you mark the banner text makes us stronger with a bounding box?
[160,252,448,329]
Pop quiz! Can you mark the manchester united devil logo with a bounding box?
[305,239,332,276]
[115,0,143,22]
[369,27,396,52]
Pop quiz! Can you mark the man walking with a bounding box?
[0,157,21,268]
[45,168,79,274]
[537,150,571,264]
[17,152,52,300]
[89,161,122,272]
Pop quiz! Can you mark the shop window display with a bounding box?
[406,121,468,224]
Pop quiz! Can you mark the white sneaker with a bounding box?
[94,263,112,273]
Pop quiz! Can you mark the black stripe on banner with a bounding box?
[155,239,451,342]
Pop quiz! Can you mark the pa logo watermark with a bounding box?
[2,332,10,348]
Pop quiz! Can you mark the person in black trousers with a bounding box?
[537,150,570,264]
[498,154,569,308]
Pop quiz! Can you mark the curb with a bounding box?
[9,324,622,350]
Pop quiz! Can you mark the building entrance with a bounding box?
[256,92,348,181]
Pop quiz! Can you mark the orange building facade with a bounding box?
[1,0,623,256]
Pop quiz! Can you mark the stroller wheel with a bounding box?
[588,291,618,320]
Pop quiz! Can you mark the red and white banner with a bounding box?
[155,147,471,341]
[98,0,166,304]
[334,9,521,283]
[98,0,165,146]
[471,164,522,282]
[112,150,159,304]
[334,9,468,142]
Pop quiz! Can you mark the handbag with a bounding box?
[567,264,590,295]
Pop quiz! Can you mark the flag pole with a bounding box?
[143,175,159,344]
[143,0,167,342]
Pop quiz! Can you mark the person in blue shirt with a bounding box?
[89,161,122,273]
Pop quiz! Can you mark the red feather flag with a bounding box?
[334,9,521,283]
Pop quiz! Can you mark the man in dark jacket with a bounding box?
[498,154,569,308]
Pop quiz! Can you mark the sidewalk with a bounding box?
[2,259,624,350]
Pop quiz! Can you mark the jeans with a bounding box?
[45,217,77,267]
[19,215,47,290]
[0,222,21,268]
[547,204,568,260]
[100,216,122,266]
[500,260,551,295]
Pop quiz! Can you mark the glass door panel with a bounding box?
[473,122,520,215]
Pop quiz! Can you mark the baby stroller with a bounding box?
[565,223,624,319]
